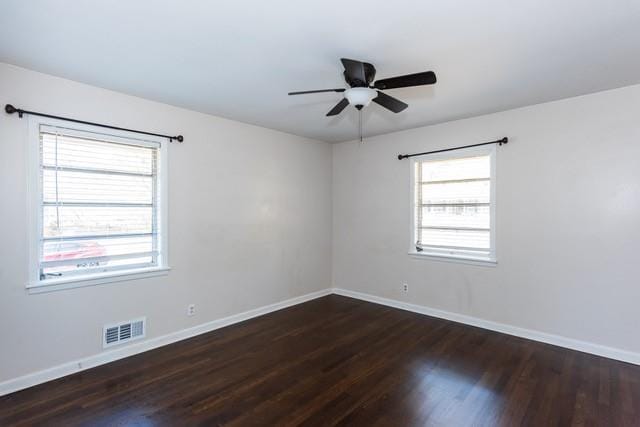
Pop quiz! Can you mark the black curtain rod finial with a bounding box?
[5,104,23,118]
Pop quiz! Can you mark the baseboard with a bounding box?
[4,286,638,397]
[332,288,640,366]
[0,288,332,397]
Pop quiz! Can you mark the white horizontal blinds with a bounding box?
[416,155,491,254]
[39,126,160,279]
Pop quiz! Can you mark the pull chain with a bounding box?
[359,109,363,143]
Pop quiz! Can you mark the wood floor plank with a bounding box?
[1,295,638,426]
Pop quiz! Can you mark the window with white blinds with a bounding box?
[31,121,168,287]
[411,146,496,262]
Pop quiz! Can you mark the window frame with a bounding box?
[27,116,170,294]
[408,144,497,266]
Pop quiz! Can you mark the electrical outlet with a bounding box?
[402,283,409,293]
[187,304,196,316]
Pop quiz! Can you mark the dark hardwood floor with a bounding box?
[1,295,639,426]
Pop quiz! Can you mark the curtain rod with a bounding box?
[4,104,184,143]
[397,137,508,160]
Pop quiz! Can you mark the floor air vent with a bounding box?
[103,317,146,348]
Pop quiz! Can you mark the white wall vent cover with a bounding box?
[103,317,146,348]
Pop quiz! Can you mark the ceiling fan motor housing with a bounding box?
[343,62,376,87]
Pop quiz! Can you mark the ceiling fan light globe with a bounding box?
[344,87,377,108]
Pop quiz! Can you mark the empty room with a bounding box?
[1,1,639,425]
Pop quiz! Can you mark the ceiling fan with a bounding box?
[288,58,436,116]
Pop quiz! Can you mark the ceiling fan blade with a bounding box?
[373,71,436,90]
[373,91,408,113]
[326,98,349,116]
[288,88,346,95]
[340,58,367,85]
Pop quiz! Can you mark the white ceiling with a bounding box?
[1,1,639,142]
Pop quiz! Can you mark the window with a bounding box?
[28,118,169,291]
[410,146,496,264]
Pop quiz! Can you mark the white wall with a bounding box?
[333,84,640,355]
[0,63,332,383]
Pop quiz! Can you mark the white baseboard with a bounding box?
[0,288,332,397]
[332,288,640,366]
[3,286,638,397]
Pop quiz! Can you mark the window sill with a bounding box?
[409,251,497,267]
[27,266,171,294]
